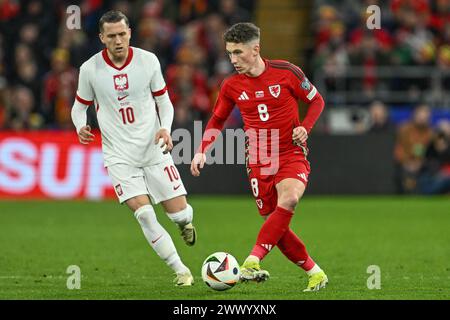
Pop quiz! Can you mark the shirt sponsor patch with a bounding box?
[255,91,264,98]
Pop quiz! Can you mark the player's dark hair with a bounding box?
[223,22,260,44]
[99,10,129,33]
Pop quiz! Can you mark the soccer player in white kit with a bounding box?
[71,10,195,286]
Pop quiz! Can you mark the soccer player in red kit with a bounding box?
[191,22,328,292]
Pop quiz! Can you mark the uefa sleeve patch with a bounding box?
[301,79,311,91]
[300,78,317,100]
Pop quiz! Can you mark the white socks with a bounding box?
[245,255,260,264]
[166,204,193,228]
[134,205,189,274]
[306,264,322,276]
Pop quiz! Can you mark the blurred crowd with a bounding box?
[1,0,449,194]
[311,0,450,106]
[0,0,254,130]
[394,104,450,194]
[311,0,450,194]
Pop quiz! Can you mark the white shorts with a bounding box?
[107,158,187,204]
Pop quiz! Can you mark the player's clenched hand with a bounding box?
[78,125,95,145]
[155,128,173,154]
[190,153,206,177]
[292,126,308,145]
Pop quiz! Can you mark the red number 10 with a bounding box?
[119,107,135,124]
[164,165,179,182]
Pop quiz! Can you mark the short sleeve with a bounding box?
[76,63,94,105]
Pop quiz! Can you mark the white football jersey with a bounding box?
[76,47,170,167]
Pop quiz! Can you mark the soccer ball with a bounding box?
[201,252,240,291]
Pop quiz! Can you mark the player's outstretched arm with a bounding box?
[190,80,234,176]
[154,128,173,154]
[190,153,206,177]
[190,113,228,177]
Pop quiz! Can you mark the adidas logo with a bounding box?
[238,91,249,100]
[261,244,273,251]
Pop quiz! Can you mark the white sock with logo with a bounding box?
[134,205,189,274]
[166,204,193,228]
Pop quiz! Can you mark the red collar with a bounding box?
[102,47,133,71]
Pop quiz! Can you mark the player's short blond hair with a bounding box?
[223,22,260,44]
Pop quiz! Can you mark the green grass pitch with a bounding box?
[0,196,449,300]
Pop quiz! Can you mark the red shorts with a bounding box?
[247,154,310,216]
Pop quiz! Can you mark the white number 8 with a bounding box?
[257,104,269,122]
[250,178,259,197]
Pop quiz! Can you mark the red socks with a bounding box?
[277,228,315,271]
[251,206,294,260]
[250,206,315,272]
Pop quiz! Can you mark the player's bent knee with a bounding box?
[126,201,139,212]
[278,194,301,211]
[126,195,151,212]
[163,195,188,213]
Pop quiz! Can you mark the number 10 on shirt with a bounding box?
[119,106,135,124]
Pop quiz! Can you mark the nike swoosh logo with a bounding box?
[118,95,129,101]
[151,234,163,244]
[173,184,181,191]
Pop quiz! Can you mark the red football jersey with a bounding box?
[208,59,321,166]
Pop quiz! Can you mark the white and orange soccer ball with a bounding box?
[201,252,240,291]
